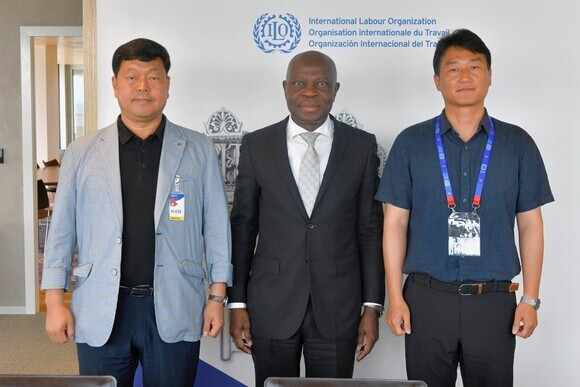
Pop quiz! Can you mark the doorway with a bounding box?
[21,26,83,314]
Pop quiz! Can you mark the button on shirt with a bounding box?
[375,110,554,282]
[118,115,165,286]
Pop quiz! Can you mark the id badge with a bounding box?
[448,211,480,256]
[169,175,185,221]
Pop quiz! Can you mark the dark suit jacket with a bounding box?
[230,116,384,341]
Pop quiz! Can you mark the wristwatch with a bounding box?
[208,294,228,305]
[365,305,385,318]
[520,296,541,310]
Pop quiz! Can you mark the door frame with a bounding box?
[20,26,83,314]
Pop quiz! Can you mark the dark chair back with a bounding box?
[37,179,50,211]
[265,378,427,387]
[43,158,60,167]
[0,375,116,386]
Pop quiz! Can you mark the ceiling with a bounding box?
[34,36,83,65]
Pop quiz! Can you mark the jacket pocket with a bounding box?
[72,262,93,278]
[252,255,280,274]
[180,260,206,279]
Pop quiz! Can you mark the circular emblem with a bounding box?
[253,13,302,54]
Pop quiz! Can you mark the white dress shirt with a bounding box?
[286,115,334,184]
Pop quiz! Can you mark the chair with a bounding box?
[43,158,60,167]
[0,375,116,386]
[41,159,59,193]
[264,377,427,387]
[37,179,52,250]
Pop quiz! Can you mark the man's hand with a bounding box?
[45,289,75,344]
[229,308,253,354]
[512,302,538,338]
[203,301,224,338]
[356,307,379,362]
[514,208,543,339]
[386,299,411,336]
[383,204,411,336]
[204,283,227,337]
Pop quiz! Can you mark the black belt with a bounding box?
[411,272,519,296]
[119,285,154,297]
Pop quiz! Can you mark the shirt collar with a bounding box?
[439,109,491,136]
[286,115,334,141]
[117,115,166,144]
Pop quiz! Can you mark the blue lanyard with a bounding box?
[435,115,495,211]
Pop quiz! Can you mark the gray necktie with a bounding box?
[298,132,321,216]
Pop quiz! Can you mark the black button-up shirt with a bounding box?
[118,115,165,286]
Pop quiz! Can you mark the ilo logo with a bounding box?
[253,13,302,54]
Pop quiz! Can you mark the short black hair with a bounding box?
[112,38,171,76]
[433,29,491,76]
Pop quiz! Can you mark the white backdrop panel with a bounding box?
[97,1,578,385]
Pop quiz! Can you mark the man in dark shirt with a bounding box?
[375,29,553,386]
[42,38,231,386]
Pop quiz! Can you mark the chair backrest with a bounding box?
[43,158,60,167]
[264,378,427,387]
[0,375,116,386]
[37,179,50,211]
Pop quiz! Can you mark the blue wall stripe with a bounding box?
[133,360,246,386]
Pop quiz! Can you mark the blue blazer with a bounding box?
[41,120,232,346]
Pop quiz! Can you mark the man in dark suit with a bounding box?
[229,51,385,386]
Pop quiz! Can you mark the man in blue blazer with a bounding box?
[41,38,232,386]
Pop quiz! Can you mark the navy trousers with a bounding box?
[404,273,517,387]
[77,291,200,387]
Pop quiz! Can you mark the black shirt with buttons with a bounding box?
[117,115,165,286]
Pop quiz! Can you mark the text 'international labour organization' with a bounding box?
[254,13,450,53]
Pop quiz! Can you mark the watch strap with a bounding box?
[520,295,540,310]
[208,294,228,305]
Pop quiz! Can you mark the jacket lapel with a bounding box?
[154,121,186,229]
[270,118,310,220]
[313,117,350,211]
[94,124,123,233]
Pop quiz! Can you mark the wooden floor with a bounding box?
[38,287,73,312]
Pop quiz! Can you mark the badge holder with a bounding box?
[448,205,481,257]
[169,175,185,221]
[435,115,495,258]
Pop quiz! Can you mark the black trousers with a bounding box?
[404,273,517,387]
[251,299,358,387]
[77,291,200,387]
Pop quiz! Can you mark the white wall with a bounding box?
[96,1,578,385]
